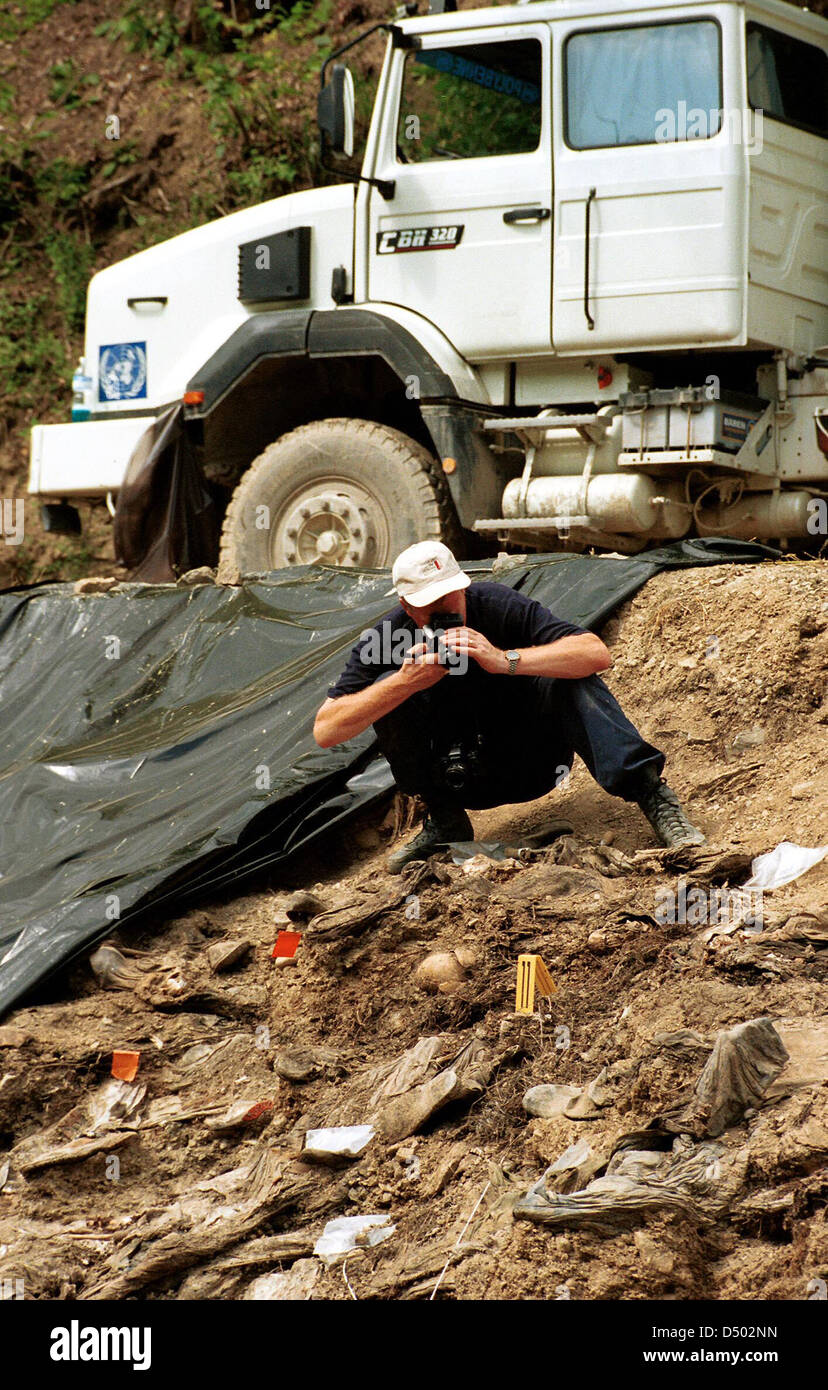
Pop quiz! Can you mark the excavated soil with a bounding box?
[0,560,826,1301]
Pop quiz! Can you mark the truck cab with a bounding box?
[29,0,828,570]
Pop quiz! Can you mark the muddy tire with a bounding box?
[217,418,459,579]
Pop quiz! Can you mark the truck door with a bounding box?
[365,24,552,360]
[553,8,747,351]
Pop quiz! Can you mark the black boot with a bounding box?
[387,804,473,874]
[635,770,705,848]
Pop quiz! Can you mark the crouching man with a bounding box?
[313,541,704,873]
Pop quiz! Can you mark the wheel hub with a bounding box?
[277,487,380,567]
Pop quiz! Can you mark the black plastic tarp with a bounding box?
[0,538,777,1018]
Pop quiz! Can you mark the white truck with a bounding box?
[29,0,828,568]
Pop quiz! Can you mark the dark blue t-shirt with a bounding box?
[327,580,585,701]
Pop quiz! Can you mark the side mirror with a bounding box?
[317,64,355,159]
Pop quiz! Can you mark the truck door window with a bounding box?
[397,39,542,163]
[565,19,721,149]
[747,24,827,139]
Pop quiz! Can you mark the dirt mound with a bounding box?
[0,561,825,1300]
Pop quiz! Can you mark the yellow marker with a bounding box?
[515,954,557,1016]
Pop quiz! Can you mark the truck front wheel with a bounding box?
[217,418,458,578]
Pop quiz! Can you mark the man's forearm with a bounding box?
[313,671,414,748]
[512,633,611,679]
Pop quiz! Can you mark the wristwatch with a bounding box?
[505,649,521,675]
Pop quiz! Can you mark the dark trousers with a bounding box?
[373,673,664,812]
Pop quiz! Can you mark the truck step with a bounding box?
[473,516,593,531]
[483,414,612,434]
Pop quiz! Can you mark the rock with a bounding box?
[587,929,608,952]
[491,551,528,574]
[791,782,812,800]
[523,1084,583,1119]
[223,984,268,1009]
[206,938,252,974]
[284,890,325,920]
[414,951,467,992]
[421,1141,466,1198]
[453,946,477,971]
[215,557,242,586]
[73,576,117,594]
[245,1258,319,1301]
[732,726,765,751]
[274,1047,321,1083]
[634,1230,676,1275]
[0,1026,33,1048]
[176,566,216,586]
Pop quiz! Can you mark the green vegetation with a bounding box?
[0,0,74,44]
[0,141,94,419]
[3,530,103,586]
[99,139,140,182]
[44,232,94,333]
[48,60,102,109]
[0,285,73,418]
[0,0,371,468]
[94,0,337,205]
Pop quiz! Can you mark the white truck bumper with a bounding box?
[29,417,153,498]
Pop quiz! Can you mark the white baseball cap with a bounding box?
[388,540,471,607]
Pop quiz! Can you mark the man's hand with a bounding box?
[441,627,612,679]
[313,643,447,748]
[440,626,507,674]
[398,641,451,690]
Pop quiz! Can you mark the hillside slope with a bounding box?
[0,0,389,586]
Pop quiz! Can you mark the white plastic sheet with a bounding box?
[303,1125,374,1160]
[743,841,828,891]
[313,1214,395,1264]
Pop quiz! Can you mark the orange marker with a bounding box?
[112,1050,140,1082]
[272,930,302,959]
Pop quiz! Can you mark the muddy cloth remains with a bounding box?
[0,539,775,1017]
